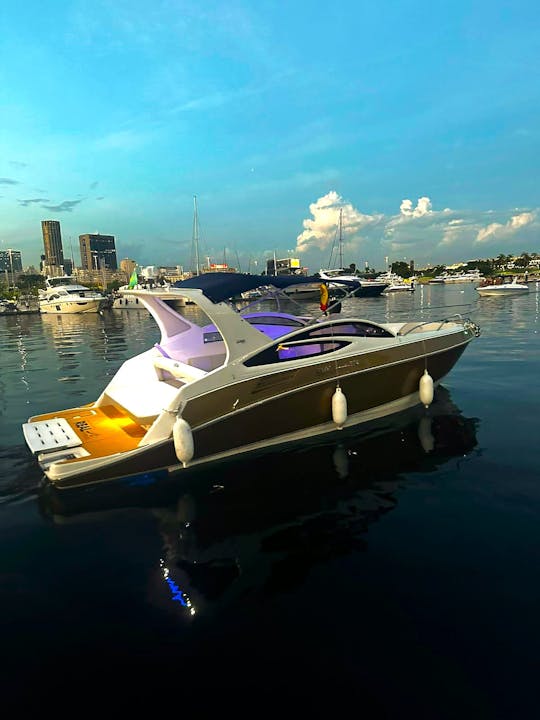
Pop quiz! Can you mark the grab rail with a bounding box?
[153,357,207,382]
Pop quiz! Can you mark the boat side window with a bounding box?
[204,330,223,344]
[244,316,306,328]
[307,321,393,338]
[244,340,348,366]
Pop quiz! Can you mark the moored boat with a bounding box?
[377,271,416,293]
[476,276,529,297]
[112,284,189,310]
[22,272,480,489]
[39,275,108,314]
[317,268,388,297]
[318,208,387,297]
[0,299,19,314]
[430,269,484,284]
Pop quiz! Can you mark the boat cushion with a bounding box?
[104,379,180,424]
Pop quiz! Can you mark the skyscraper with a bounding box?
[0,249,23,274]
[79,233,118,271]
[41,220,65,271]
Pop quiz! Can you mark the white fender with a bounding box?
[173,416,194,467]
[332,386,348,429]
[419,369,434,408]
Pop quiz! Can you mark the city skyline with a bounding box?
[5,223,537,278]
[1,2,539,274]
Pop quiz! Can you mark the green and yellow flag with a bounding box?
[128,269,138,289]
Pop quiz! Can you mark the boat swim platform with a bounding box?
[25,405,146,460]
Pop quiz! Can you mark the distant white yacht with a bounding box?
[476,277,529,297]
[112,283,188,310]
[39,275,108,314]
[430,269,484,284]
[376,270,415,293]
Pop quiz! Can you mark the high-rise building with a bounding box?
[265,257,306,276]
[79,233,118,271]
[0,249,23,274]
[63,258,74,275]
[120,258,137,276]
[41,220,65,271]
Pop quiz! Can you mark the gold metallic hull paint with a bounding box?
[187,338,468,455]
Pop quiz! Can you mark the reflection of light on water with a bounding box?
[419,284,432,320]
[417,415,434,453]
[17,333,30,393]
[332,444,349,479]
[160,558,196,615]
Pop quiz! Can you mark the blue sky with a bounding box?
[1,0,539,274]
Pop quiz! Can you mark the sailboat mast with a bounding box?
[192,195,200,276]
[70,238,75,273]
[338,208,343,269]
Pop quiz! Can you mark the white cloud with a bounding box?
[296,191,382,255]
[510,212,535,228]
[475,211,536,243]
[293,191,539,271]
[399,196,432,218]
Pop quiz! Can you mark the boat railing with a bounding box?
[397,314,480,337]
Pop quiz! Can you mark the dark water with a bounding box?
[1,285,539,716]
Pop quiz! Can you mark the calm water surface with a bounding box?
[0,285,539,716]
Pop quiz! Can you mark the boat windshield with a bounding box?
[47,277,76,288]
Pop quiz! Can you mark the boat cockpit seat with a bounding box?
[154,342,226,372]
[100,354,189,425]
[102,379,180,425]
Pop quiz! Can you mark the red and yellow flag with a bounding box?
[320,283,329,312]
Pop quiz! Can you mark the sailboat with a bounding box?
[192,198,236,277]
[191,195,201,277]
[317,209,387,298]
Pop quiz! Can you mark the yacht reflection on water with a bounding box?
[38,385,478,617]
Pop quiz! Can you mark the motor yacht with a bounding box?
[39,275,108,314]
[430,269,484,284]
[22,272,480,489]
[377,271,415,293]
[112,283,189,310]
[476,277,529,297]
[317,268,388,297]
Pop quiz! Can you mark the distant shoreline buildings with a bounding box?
[0,218,538,289]
[1,219,188,290]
